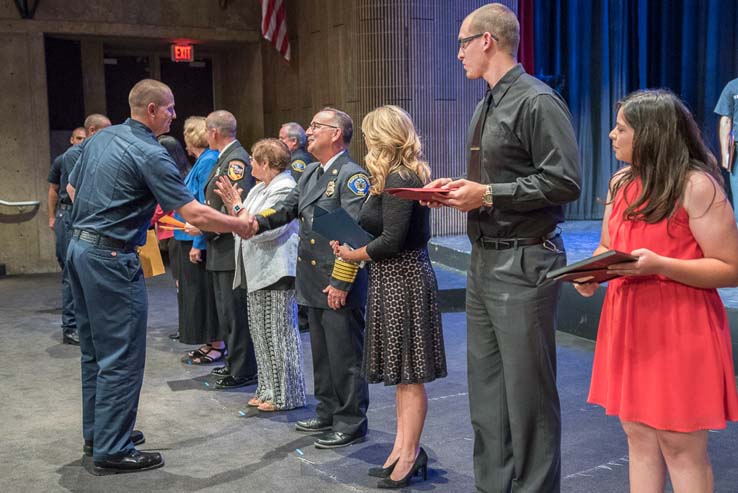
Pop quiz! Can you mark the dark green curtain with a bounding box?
[533,0,738,219]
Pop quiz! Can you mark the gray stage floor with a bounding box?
[1,268,737,492]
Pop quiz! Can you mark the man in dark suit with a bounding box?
[244,107,370,449]
[279,121,315,333]
[195,110,257,389]
[279,121,315,181]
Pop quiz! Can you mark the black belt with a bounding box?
[58,203,72,210]
[73,229,134,251]
[478,231,559,250]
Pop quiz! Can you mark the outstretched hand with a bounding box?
[234,212,258,239]
[420,177,454,208]
[440,179,488,212]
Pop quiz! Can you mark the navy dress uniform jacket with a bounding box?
[256,152,369,309]
[203,140,255,272]
[289,147,315,181]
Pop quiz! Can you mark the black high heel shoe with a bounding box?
[368,457,398,478]
[376,447,428,489]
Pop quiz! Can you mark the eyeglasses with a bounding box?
[308,121,339,131]
[458,32,498,50]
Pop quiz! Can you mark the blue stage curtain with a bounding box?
[533,0,738,220]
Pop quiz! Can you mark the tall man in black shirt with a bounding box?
[425,4,581,492]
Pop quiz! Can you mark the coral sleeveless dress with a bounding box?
[588,180,738,431]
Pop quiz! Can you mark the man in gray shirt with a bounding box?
[425,4,581,492]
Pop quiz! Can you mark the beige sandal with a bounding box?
[247,396,263,407]
[257,401,278,412]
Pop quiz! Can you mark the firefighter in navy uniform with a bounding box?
[246,108,370,449]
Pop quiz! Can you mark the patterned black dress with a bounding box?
[360,171,447,385]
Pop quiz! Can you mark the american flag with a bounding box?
[260,0,291,62]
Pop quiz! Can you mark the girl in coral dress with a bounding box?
[575,89,738,493]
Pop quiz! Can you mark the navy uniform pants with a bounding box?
[66,238,147,461]
[466,236,565,493]
[53,204,76,332]
[307,306,369,436]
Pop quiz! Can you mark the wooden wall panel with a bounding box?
[262,0,518,236]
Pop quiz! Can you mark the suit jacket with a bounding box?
[203,140,255,271]
[256,151,369,309]
[289,147,315,181]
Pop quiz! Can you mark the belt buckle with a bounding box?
[496,239,513,249]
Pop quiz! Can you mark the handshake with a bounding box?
[213,176,259,239]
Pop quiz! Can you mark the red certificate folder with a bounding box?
[545,250,638,284]
[385,187,451,201]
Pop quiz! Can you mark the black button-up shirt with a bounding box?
[467,64,581,240]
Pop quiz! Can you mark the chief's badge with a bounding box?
[291,159,306,173]
[227,160,245,181]
[347,173,370,197]
[325,180,336,197]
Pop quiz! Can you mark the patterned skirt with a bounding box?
[364,248,447,386]
[247,289,307,410]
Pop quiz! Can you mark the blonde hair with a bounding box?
[183,116,208,149]
[362,105,430,195]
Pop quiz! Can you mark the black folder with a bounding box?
[545,250,638,284]
[312,206,374,248]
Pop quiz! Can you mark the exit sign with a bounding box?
[171,44,194,63]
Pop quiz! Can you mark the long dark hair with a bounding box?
[611,89,721,223]
[158,135,192,179]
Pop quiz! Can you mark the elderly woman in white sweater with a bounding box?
[216,138,306,411]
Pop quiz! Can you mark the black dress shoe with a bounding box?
[93,450,164,475]
[215,375,257,389]
[84,430,145,457]
[211,366,230,377]
[314,431,367,449]
[62,329,80,346]
[168,332,180,340]
[295,417,332,432]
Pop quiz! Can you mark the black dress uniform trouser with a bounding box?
[466,235,566,493]
[307,306,369,436]
[209,270,256,378]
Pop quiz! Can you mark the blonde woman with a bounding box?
[332,105,446,489]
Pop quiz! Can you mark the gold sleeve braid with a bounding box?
[332,258,360,283]
[257,208,276,218]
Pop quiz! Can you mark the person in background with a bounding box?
[216,138,306,412]
[715,76,738,216]
[47,125,87,345]
[152,135,192,286]
[576,89,738,493]
[332,105,446,489]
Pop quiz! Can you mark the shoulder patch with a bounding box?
[291,159,306,173]
[347,173,370,197]
[227,160,245,181]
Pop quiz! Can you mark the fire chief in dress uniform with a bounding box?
[245,107,370,449]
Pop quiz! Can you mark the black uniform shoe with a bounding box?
[84,430,145,457]
[211,366,230,377]
[314,431,367,449]
[168,332,180,340]
[62,329,80,346]
[215,375,257,389]
[93,450,164,475]
[295,417,332,432]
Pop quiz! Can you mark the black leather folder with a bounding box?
[546,250,638,284]
[312,206,374,248]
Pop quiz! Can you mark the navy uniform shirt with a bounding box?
[69,118,194,246]
[715,78,738,132]
[48,153,72,204]
[468,64,581,240]
[289,147,315,181]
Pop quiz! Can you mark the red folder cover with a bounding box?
[385,187,451,201]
